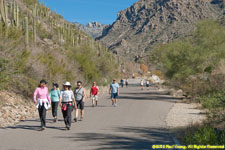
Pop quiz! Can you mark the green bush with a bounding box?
[149,19,225,95]
[198,91,225,110]
[182,125,225,145]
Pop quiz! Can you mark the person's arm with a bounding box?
[73,98,77,109]
[46,88,51,104]
[82,88,86,102]
[97,86,99,96]
[117,84,120,95]
[59,91,62,107]
[33,88,38,104]
[109,84,112,95]
[90,88,92,97]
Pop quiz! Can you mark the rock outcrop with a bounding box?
[98,0,225,60]
[74,22,106,39]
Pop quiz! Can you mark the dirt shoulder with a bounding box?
[165,100,207,128]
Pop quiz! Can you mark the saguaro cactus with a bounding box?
[0,0,6,23]
[33,18,36,43]
[16,4,19,27]
[24,17,29,47]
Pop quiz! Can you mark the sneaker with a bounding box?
[74,118,77,122]
[112,102,114,106]
[53,118,57,122]
[92,104,95,107]
[80,117,83,121]
[39,127,45,131]
[66,126,70,130]
[114,103,117,107]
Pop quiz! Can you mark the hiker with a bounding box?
[33,80,51,131]
[109,79,119,107]
[59,82,76,130]
[90,81,99,107]
[146,80,150,88]
[120,79,124,88]
[140,80,144,90]
[125,79,128,87]
[49,83,60,122]
[74,81,86,122]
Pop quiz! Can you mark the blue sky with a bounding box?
[39,0,138,25]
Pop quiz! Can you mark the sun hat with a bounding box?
[63,81,72,87]
[40,80,48,84]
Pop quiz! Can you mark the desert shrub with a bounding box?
[182,124,225,145]
[149,19,225,96]
[197,91,225,110]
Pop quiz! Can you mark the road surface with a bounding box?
[0,86,179,150]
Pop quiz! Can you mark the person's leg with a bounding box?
[42,106,47,128]
[92,96,95,107]
[62,108,67,126]
[80,101,84,120]
[38,106,43,127]
[55,102,58,120]
[51,102,55,118]
[66,104,72,129]
[80,110,84,120]
[95,96,98,106]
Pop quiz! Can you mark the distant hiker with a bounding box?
[49,83,60,122]
[74,81,86,122]
[146,80,150,88]
[109,79,119,107]
[33,80,51,131]
[125,79,128,87]
[59,82,76,130]
[140,80,144,90]
[120,79,124,88]
[90,81,99,107]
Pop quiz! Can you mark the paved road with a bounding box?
[0,86,179,150]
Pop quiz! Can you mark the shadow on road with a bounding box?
[55,126,173,150]
[119,95,181,102]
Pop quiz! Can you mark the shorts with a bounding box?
[76,100,84,110]
[91,95,98,101]
[111,93,118,99]
[146,84,150,87]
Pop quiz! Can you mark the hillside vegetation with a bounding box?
[149,19,225,144]
[0,0,118,97]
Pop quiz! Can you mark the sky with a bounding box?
[39,0,138,25]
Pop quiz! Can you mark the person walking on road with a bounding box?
[140,80,144,90]
[59,82,76,130]
[125,79,128,87]
[49,83,60,122]
[120,79,124,88]
[90,82,99,107]
[74,81,86,122]
[109,79,119,107]
[33,80,51,131]
[146,80,150,88]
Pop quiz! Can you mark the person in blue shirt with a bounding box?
[49,83,60,122]
[109,79,120,107]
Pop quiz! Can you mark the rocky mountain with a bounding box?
[98,0,225,60]
[74,22,107,39]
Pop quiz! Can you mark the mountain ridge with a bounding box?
[74,21,107,39]
[98,0,225,61]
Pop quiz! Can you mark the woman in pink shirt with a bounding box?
[33,80,51,131]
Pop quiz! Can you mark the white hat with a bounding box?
[63,81,71,87]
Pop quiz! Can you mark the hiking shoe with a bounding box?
[74,118,77,122]
[39,127,45,131]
